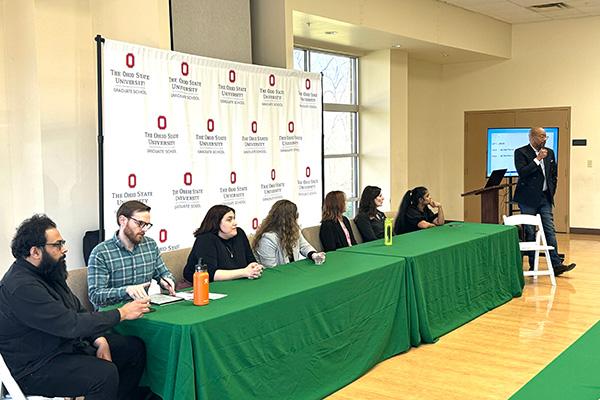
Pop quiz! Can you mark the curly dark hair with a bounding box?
[11,214,57,258]
[253,200,300,256]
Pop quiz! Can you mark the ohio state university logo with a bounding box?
[181,62,189,76]
[157,116,167,130]
[269,74,275,86]
[207,119,214,132]
[288,121,294,133]
[251,121,257,133]
[126,53,135,68]
[271,169,276,181]
[305,167,311,177]
[229,70,236,83]
[230,171,237,184]
[305,79,311,90]
[252,218,259,230]
[128,174,136,188]
[184,172,192,186]
[159,229,168,243]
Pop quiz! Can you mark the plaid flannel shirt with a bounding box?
[87,233,174,308]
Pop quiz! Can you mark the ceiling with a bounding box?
[293,11,504,64]
[442,0,600,24]
[293,1,600,64]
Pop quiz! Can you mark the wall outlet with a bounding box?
[587,160,593,168]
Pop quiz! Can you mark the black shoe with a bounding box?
[554,263,576,276]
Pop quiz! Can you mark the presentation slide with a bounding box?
[487,127,558,177]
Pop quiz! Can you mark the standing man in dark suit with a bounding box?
[513,127,575,276]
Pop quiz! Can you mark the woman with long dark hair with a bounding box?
[183,205,263,282]
[354,185,386,242]
[253,199,325,267]
[393,186,444,234]
[319,191,357,251]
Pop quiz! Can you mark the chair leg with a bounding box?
[545,249,556,286]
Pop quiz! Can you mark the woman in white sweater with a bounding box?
[253,199,325,267]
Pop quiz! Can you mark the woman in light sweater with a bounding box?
[253,199,325,267]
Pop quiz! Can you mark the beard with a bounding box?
[124,224,144,245]
[39,250,68,282]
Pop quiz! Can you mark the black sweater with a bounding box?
[183,227,256,282]
[0,259,120,380]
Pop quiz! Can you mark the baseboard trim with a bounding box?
[570,227,600,235]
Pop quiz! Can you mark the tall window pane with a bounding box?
[324,157,356,198]
[323,112,354,155]
[310,52,355,105]
[293,48,305,71]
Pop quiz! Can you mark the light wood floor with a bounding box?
[329,233,600,399]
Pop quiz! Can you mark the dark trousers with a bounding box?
[518,193,561,267]
[18,334,146,400]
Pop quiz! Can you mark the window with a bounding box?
[294,48,359,217]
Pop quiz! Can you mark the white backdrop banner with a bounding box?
[101,39,322,253]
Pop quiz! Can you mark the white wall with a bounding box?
[440,16,600,228]
[0,0,170,277]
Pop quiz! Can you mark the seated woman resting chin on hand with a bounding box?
[393,186,445,235]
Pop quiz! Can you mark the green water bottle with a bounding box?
[384,217,393,246]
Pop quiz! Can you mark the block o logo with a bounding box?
[305,166,311,178]
[229,70,236,83]
[269,74,276,86]
[207,119,214,132]
[184,172,192,186]
[159,229,168,243]
[157,116,167,130]
[288,121,294,133]
[230,171,237,184]
[181,62,189,76]
[271,169,276,181]
[305,79,311,90]
[252,218,259,230]
[251,121,257,133]
[126,53,135,68]
[128,174,136,188]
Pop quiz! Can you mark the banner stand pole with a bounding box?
[95,34,106,242]
[320,72,325,204]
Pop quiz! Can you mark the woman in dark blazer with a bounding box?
[319,191,357,251]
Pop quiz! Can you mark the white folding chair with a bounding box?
[503,214,556,286]
[0,352,65,400]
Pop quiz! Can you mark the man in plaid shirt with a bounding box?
[88,200,176,308]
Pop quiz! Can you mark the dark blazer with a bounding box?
[513,144,557,208]
[319,217,357,252]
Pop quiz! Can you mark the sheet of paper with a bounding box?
[175,292,228,301]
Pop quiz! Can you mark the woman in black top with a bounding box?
[393,186,445,234]
[354,186,386,242]
[183,205,263,282]
[319,191,357,251]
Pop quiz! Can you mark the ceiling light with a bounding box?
[392,44,402,48]
[441,52,449,57]
[324,31,337,35]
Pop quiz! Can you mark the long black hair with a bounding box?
[393,186,428,234]
[357,186,381,218]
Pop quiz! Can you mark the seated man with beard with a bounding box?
[0,214,152,399]
[88,200,176,308]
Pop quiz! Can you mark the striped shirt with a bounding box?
[87,233,173,308]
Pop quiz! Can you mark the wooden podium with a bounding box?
[461,184,512,224]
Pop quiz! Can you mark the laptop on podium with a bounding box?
[485,168,507,188]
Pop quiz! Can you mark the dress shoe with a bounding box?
[554,263,576,276]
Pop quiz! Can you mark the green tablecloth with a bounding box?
[113,251,410,400]
[511,320,600,399]
[339,222,524,343]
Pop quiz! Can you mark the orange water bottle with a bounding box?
[193,258,209,306]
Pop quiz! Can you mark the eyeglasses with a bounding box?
[45,240,67,249]
[129,217,153,231]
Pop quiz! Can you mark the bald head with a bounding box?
[529,127,547,150]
